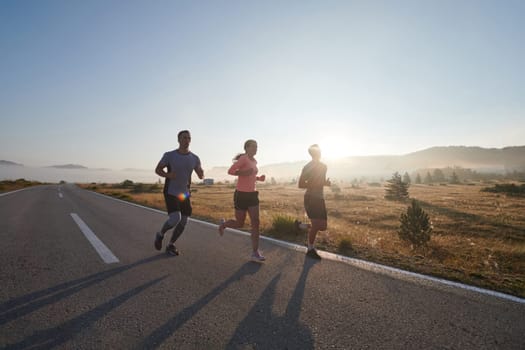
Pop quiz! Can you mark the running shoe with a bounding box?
[251,251,266,261]
[166,244,179,256]
[294,220,310,231]
[306,248,322,260]
[218,218,226,236]
[154,232,164,251]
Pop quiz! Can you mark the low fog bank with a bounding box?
[2,146,524,184]
[0,166,160,184]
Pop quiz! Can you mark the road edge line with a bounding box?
[83,188,525,304]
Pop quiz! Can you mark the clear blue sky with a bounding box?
[1,0,524,171]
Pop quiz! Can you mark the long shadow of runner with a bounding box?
[0,254,166,325]
[226,257,319,350]
[3,275,167,350]
[138,261,262,350]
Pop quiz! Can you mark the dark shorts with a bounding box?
[304,194,327,220]
[164,193,192,216]
[234,190,259,211]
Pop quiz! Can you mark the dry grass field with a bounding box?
[0,179,45,192]
[78,181,525,298]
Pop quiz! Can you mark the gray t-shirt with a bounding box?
[159,150,201,197]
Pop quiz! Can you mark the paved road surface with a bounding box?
[1,184,524,349]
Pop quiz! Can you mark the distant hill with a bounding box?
[400,146,525,170]
[48,164,88,169]
[122,168,151,172]
[0,160,23,166]
[205,146,525,181]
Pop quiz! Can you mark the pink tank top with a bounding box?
[228,154,258,192]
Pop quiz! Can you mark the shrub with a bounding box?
[121,179,134,188]
[337,237,354,255]
[399,199,432,248]
[131,183,147,193]
[271,214,300,237]
[333,193,345,200]
[110,192,132,200]
[481,183,525,197]
[331,183,342,193]
[149,183,162,192]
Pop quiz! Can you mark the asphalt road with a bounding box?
[1,184,524,349]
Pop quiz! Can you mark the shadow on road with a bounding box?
[3,276,167,350]
[138,261,262,350]
[226,257,319,349]
[0,254,165,326]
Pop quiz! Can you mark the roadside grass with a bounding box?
[0,179,46,192]
[78,181,525,298]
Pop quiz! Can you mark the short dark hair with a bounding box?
[178,130,190,140]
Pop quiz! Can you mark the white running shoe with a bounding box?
[218,218,226,236]
[251,251,266,261]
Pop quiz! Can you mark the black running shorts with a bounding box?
[304,194,327,220]
[164,193,192,216]
[234,190,259,210]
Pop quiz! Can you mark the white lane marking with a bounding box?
[70,213,119,264]
[58,192,63,198]
[0,188,30,197]
[84,188,525,304]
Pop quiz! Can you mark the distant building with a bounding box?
[203,178,214,185]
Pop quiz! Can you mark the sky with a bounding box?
[1,0,524,173]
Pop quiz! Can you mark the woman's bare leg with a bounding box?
[247,205,260,252]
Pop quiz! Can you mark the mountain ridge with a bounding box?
[0,160,23,166]
[206,145,525,181]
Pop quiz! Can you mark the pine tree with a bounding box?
[402,172,411,185]
[399,199,432,247]
[450,171,460,184]
[385,172,409,200]
[424,172,433,184]
[433,168,446,183]
[415,173,422,184]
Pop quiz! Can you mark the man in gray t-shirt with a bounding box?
[154,130,204,255]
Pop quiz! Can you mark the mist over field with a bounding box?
[0,166,158,184]
[2,146,524,184]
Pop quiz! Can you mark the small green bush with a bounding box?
[131,183,146,193]
[337,237,354,255]
[271,214,300,237]
[399,199,432,248]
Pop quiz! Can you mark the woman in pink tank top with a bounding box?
[219,139,267,261]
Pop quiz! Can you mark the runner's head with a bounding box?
[244,139,257,154]
[178,130,191,149]
[308,144,321,160]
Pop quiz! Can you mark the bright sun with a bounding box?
[318,137,351,160]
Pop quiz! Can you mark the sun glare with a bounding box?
[318,137,352,160]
